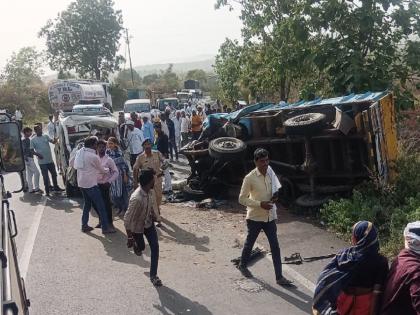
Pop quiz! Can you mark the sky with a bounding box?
[0,0,242,72]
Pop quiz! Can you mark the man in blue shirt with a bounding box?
[30,124,64,196]
[142,115,154,143]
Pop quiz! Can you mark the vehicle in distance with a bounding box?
[123,99,151,119]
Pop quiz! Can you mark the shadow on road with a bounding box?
[153,286,212,315]
[159,218,210,252]
[87,228,151,269]
[251,277,313,314]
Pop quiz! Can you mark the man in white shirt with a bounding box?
[180,111,190,147]
[160,114,170,137]
[172,111,182,149]
[15,108,23,121]
[125,120,145,167]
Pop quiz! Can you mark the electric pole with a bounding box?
[125,28,135,87]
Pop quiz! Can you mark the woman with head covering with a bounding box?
[106,137,130,215]
[313,221,389,315]
[380,221,420,315]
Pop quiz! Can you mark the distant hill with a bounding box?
[134,58,215,76]
[42,58,216,82]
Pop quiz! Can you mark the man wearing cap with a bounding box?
[381,221,420,315]
[237,148,292,286]
[125,120,145,167]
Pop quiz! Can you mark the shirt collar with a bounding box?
[85,148,96,154]
[255,168,264,177]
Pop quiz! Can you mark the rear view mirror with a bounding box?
[0,122,25,173]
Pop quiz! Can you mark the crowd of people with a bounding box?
[16,104,419,309]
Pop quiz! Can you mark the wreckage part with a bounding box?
[295,193,330,208]
[284,113,327,135]
[296,184,353,194]
[269,160,301,171]
[209,137,247,161]
[182,185,207,202]
[278,176,296,207]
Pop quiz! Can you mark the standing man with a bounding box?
[159,113,170,137]
[155,123,172,194]
[237,148,292,286]
[96,140,119,229]
[15,107,23,128]
[30,124,64,196]
[191,110,202,140]
[47,115,56,139]
[142,115,155,144]
[172,111,182,150]
[166,112,178,161]
[131,112,142,129]
[72,136,115,234]
[180,111,190,147]
[125,168,162,287]
[22,127,41,193]
[125,120,145,167]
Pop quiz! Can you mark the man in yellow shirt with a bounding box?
[238,148,293,286]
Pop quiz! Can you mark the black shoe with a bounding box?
[53,186,65,192]
[133,244,143,256]
[237,265,253,278]
[45,192,50,197]
[81,226,94,233]
[95,223,101,229]
[276,276,294,287]
[102,228,116,234]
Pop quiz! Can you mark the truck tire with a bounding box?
[182,185,206,202]
[284,113,326,135]
[209,137,247,161]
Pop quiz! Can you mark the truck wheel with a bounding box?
[284,113,326,135]
[209,137,247,161]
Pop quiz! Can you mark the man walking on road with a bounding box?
[125,120,145,167]
[191,110,202,141]
[96,140,119,229]
[30,124,64,197]
[22,127,41,194]
[166,112,178,161]
[180,111,190,146]
[125,168,162,287]
[142,115,155,143]
[72,136,115,234]
[172,111,182,150]
[238,148,293,286]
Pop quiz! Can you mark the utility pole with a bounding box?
[125,28,135,87]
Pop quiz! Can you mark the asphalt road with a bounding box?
[3,159,348,315]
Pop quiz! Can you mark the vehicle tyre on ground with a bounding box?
[284,113,326,135]
[209,137,247,161]
[182,184,207,202]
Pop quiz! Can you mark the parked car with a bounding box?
[181,92,398,207]
[56,106,120,197]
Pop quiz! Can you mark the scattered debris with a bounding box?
[283,252,336,264]
[231,247,265,266]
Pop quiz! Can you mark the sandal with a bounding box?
[276,276,294,287]
[151,276,162,287]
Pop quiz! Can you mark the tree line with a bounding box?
[214,0,420,109]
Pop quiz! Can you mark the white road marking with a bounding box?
[256,242,316,293]
[19,197,47,280]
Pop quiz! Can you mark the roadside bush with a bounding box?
[320,148,420,257]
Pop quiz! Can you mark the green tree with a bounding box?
[1,47,44,88]
[214,39,242,104]
[142,73,159,86]
[115,69,142,88]
[185,69,208,90]
[39,0,124,80]
[57,70,75,79]
[160,64,180,92]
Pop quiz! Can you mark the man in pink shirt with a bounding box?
[95,140,119,228]
[72,136,116,234]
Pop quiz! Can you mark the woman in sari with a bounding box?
[313,221,389,315]
[106,137,130,215]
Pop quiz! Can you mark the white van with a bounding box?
[123,99,151,119]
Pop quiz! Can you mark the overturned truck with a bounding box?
[180,92,398,207]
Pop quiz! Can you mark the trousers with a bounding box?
[133,225,159,278]
[240,219,283,280]
[39,162,59,194]
[24,157,40,191]
[80,186,110,232]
